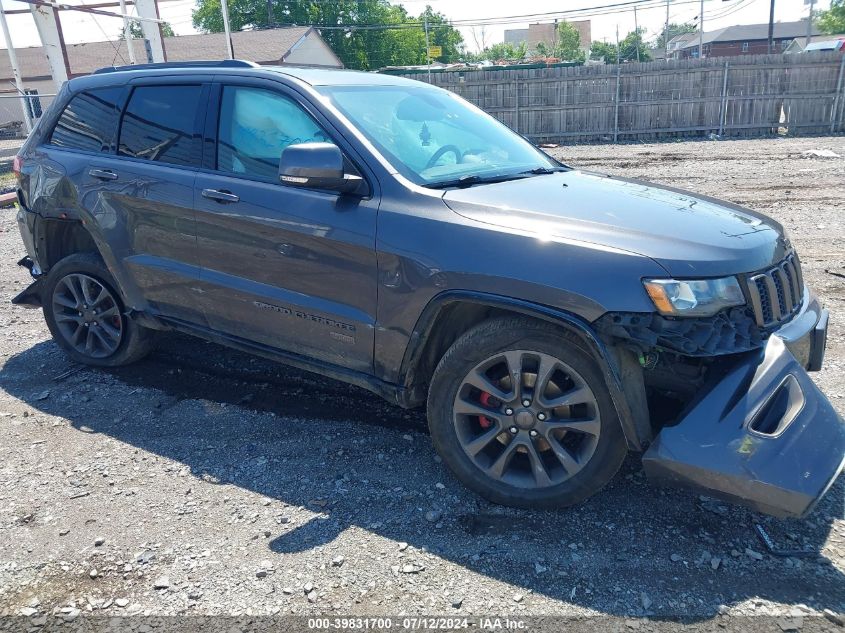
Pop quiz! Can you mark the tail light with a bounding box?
[12,155,22,181]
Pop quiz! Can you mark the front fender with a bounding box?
[399,290,650,451]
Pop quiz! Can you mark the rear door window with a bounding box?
[49,87,123,152]
[118,85,203,167]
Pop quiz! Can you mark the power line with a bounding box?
[667,0,753,23]
[78,0,128,65]
[274,0,708,31]
[265,0,690,29]
[704,0,758,20]
[435,0,677,23]
[450,0,697,24]
[166,0,755,44]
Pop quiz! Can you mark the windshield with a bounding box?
[318,84,561,187]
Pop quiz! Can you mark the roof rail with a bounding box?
[93,60,259,74]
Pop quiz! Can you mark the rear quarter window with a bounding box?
[118,85,203,167]
[49,87,123,152]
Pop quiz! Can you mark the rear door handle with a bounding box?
[201,188,239,204]
[88,168,118,181]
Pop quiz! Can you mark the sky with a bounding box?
[0,0,828,53]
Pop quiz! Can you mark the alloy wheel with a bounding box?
[51,273,123,358]
[452,350,601,489]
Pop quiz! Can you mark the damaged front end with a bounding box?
[643,335,844,518]
[600,281,843,518]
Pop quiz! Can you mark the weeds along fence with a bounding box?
[389,53,845,144]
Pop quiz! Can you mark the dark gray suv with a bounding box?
[12,60,844,518]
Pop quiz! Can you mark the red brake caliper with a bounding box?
[478,391,494,429]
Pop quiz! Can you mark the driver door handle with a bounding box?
[89,168,118,181]
[202,188,240,204]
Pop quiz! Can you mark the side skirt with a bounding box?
[156,315,413,409]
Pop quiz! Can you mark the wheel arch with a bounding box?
[30,216,152,323]
[37,217,100,271]
[398,290,649,450]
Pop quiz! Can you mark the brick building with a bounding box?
[668,20,820,59]
[504,21,592,55]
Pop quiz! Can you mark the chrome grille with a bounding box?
[745,253,804,328]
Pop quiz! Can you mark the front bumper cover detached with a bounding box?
[643,333,844,518]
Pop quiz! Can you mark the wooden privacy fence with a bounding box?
[390,53,845,143]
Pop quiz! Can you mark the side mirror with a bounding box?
[278,142,363,194]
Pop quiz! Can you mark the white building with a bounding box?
[0,26,342,132]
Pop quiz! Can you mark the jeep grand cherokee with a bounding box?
[12,60,845,517]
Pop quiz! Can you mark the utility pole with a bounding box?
[698,0,704,59]
[664,0,670,59]
[220,0,234,59]
[767,0,775,54]
[118,0,136,64]
[424,14,431,83]
[267,0,272,26]
[634,6,640,62]
[805,0,815,47]
[0,2,33,133]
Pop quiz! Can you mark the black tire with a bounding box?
[42,252,154,367]
[427,316,627,509]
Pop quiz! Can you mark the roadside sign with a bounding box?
[427,45,442,58]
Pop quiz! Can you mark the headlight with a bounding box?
[643,276,745,317]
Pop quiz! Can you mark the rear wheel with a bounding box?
[427,317,627,508]
[43,253,154,367]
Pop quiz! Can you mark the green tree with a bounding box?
[120,20,175,39]
[465,41,527,62]
[817,0,845,34]
[591,29,651,64]
[590,40,617,64]
[191,0,464,70]
[419,6,464,63]
[619,28,652,62]
[529,23,581,60]
[651,22,696,49]
[556,21,584,62]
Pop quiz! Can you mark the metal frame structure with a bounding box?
[0,0,168,130]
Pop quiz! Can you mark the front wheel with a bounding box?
[427,317,627,509]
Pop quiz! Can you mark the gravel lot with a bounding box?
[0,136,844,627]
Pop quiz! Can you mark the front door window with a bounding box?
[217,86,333,180]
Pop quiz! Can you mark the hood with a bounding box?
[442,170,790,277]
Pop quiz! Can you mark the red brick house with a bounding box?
[669,20,820,59]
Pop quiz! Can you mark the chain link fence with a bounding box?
[0,91,56,138]
[0,93,57,194]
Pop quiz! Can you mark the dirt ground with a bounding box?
[0,136,844,628]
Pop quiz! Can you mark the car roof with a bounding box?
[262,66,422,87]
[72,60,425,92]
